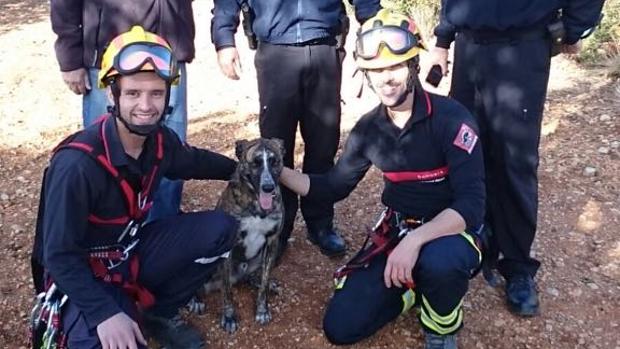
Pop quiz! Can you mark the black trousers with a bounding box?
[322,234,481,345]
[61,210,237,348]
[254,41,343,247]
[450,31,551,278]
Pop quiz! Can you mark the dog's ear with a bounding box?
[235,140,249,160]
[269,138,285,157]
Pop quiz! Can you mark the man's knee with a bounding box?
[201,210,238,250]
[323,309,361,345]
[322,296,370,345]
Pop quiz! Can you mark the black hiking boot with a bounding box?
[505,274,540,317]
[142,312,205,349]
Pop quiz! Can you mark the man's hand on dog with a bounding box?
[384,233,420,288]
[97,312,147,349]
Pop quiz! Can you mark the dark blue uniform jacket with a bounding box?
[434,0,605,48]
[211,0,381,49]
[307,90,485,230]
[41,117,236,329]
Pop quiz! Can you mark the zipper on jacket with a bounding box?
[296,0,302,43]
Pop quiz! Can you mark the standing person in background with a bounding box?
[50,0,197,221]
[211,0,381,259]
[429,0,605,316]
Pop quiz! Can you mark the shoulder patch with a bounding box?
[452,123,478,154]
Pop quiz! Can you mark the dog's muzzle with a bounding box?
[258,167,277,211]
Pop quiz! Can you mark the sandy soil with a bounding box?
[1,1,619,348]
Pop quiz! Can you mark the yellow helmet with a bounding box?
[98,26,179,88]
[355,9,426,70]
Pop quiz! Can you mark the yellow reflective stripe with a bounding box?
[460,232,482,263]
[401,289,416,314]
[420,307,463,335]
[422,295,462,325]
[334,276,347,290]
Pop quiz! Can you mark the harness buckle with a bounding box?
[106,239,140,269]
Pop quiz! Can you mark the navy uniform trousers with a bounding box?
[255,40,343,247]
[323,233,481,344]
[61,210,237,348]
[450,30,551,279]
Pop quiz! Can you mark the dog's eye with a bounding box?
[268,156,277,166]
[253,157,262,167]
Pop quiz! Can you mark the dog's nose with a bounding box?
[261,183,275,193]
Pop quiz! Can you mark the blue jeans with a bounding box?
[83,64,188,221]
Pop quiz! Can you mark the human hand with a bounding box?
[217,47,242,80]
[427,46,450,76]
[61,68,90,95]
[383,233,421,288]
[562,40,582,55]
[96,312,147,349]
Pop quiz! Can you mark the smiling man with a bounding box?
[279,10,485,349]
[31,27,238,349]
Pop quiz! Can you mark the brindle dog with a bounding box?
[208,138,284,333]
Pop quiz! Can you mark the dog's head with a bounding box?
[234,138,285,212]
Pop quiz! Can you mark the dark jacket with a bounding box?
[306,90,485,230]
[434,0,605,48]
[51,0,197,72]
[211,0,381,49]
[40,116,235,329]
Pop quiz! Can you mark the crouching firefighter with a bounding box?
[29,26,239,349]
[279,9,484,349]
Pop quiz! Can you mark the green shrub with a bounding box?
[381,0,440,40]
[578,0,620,65]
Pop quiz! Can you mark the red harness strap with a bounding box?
[54,115,164,225]
[88,253,155,308]
[334,208,423,288]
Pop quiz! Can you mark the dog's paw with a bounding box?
[220,314,239,333]
[186,296,206,315]
[255,307,272,325]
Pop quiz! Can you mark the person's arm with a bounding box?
[280,167,310,196]
[303,122,372,203]
[562,0,605,45]
[429,0,457,76]
[280,120,372,202]
[50,0,90,94]
[163,128,237,181]
[212,0,243,79]
[350,0,382,23]
[433,0,458,49]
[43,151,124,329]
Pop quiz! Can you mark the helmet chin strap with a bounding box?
[108,79,173,137]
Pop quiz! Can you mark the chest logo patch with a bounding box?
[453,123,478,154]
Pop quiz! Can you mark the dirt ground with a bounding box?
[1,1,619,348]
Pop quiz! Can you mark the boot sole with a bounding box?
[507,302,540,317]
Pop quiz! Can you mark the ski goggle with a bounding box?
[356,26,421,59]
[113,43,178,82]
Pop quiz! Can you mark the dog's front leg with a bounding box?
[255,237,278,325]
[220,257,239,333]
